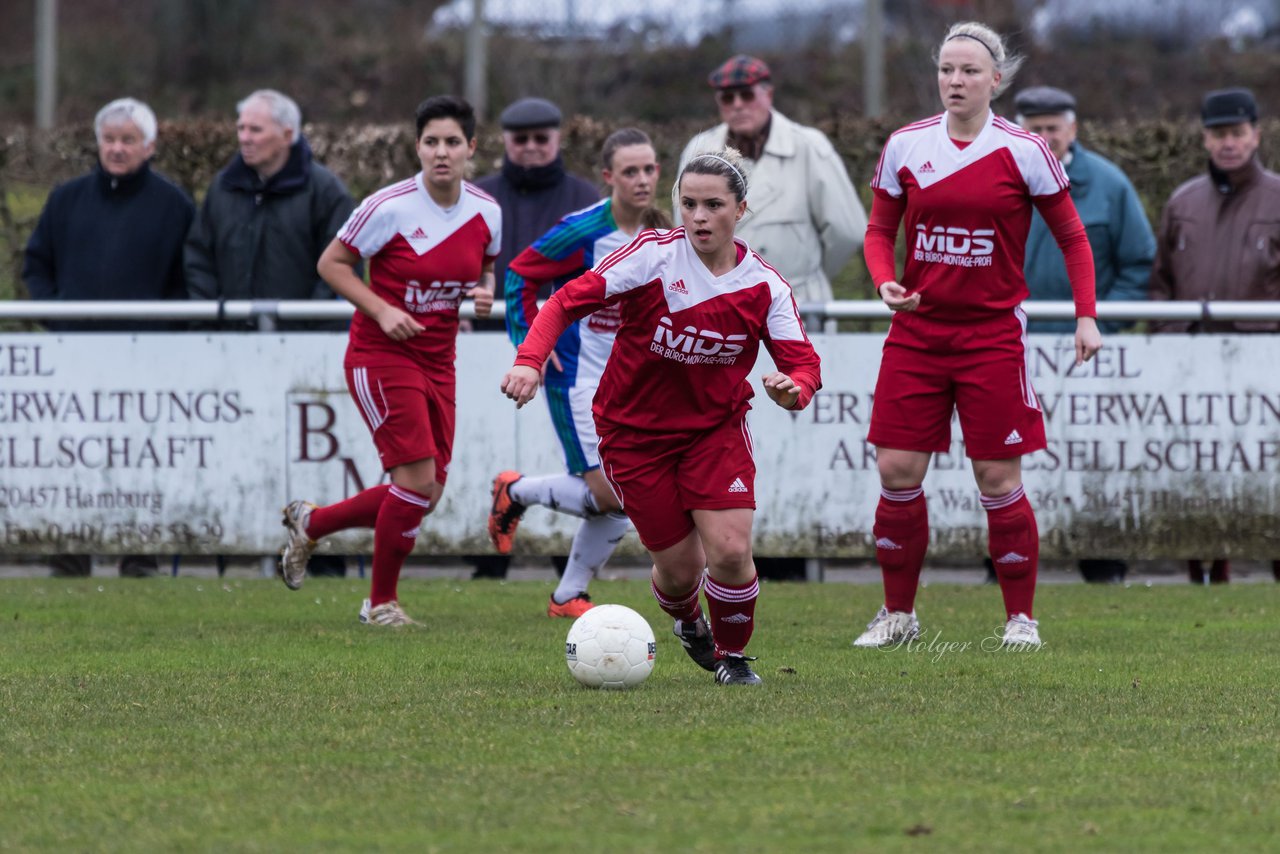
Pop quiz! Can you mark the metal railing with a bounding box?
[3,300,1280,325]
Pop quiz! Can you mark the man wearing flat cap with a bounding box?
[1014,85,1154,337]
[475,97,598,329]
[677,55,866,310]
[1012,87,1155,585]
[472,97,597,579]
[1149,86,1280,585]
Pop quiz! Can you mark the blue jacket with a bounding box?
[1024,141,1154,333]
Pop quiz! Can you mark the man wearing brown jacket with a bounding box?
[1150,86,1280,584]
[1151,88,1280,333]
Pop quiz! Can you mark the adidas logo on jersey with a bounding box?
[918,161,936,173]
[720,613,752,624]
[996,551,1028,564]
[727,477,749,493]
[1004,430,1023,445]
[408,226,428,239]
[667,278,688,294]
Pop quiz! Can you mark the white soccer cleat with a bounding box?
[277,500,317,590]
[853,606,920,648]
[358,598,420,627]
[1002,613,1042,648]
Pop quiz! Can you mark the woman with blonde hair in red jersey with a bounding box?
[855,21,1102,650]
[502,147,821,686]
[276,95,499,627]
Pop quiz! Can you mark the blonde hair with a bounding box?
[937,21,1024,97]
[674,147,751,212]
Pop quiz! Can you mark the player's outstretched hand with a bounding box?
[878,281,921,313]
[762,372,801,409]
[472,284,495,319]
[374,304,426,341]
[502,365,542,408]
[1075,316,1102,366]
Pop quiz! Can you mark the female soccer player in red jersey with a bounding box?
[501,148,822,685]
[854,21,1102,650]
[276,95,499,627]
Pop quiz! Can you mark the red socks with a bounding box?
[703,574,759,657]
[306,484,391,539]
[874,486,929,613]
[650,573,703,624]
[369,485,432,607]
[983,486,1039,619]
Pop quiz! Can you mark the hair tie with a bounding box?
[688,153,747,192]
[945,33,998,61]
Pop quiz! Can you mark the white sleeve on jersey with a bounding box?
[765,278,809,342]
[870,133,905,198]
[594,230,669,300]
[1013,133,1070,197]
[337,190,401,258]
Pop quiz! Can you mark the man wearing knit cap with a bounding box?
[677,54,866,310]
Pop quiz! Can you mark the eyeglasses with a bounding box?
[511,132,552,145]
[716,88,757,106]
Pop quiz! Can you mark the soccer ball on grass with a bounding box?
[564,604,656,689]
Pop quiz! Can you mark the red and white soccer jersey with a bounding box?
[338,174,500,375]
[870,111,1068,323]
[514,228,822,434]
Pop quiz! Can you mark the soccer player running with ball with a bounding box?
[501,148,821,685]
[487,128,672,619]
[855,21,1101,650]
[277,95,499,627]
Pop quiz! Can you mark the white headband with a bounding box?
[687,154,747,193]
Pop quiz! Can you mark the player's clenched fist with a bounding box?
[472,284,494,319]
[501,365,541,408]
[762,372,801,409]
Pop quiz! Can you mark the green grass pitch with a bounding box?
[2,578,1276,852]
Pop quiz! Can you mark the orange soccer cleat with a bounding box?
[487,470,528,555]
[547,593,594,619]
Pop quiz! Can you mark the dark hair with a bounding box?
[415,95,476,141]
[677,147,749,203]
[600,127,653,170]
[640,207,673,230]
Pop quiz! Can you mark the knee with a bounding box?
[707,539,753,577]
[593,490,623,514]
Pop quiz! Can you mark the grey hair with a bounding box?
[675,147,750,207]
[237,89,302,136]
[937,21,1024,97]
[94,98,158,145]
[1016,110,1077,127]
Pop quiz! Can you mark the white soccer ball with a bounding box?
[564,604,656,689]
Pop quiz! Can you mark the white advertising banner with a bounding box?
[1,333,1277,558]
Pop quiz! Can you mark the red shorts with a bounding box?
[597,415,756,552]
[345,364,455,483]
[867,308,1045,460]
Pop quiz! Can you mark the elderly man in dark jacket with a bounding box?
[25,97,194,333]
[184,89,355,330]
[23,96,195,578]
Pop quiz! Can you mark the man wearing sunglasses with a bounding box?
[472,96,598,580]
[474,96,598,336]
[677,55,867,314]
